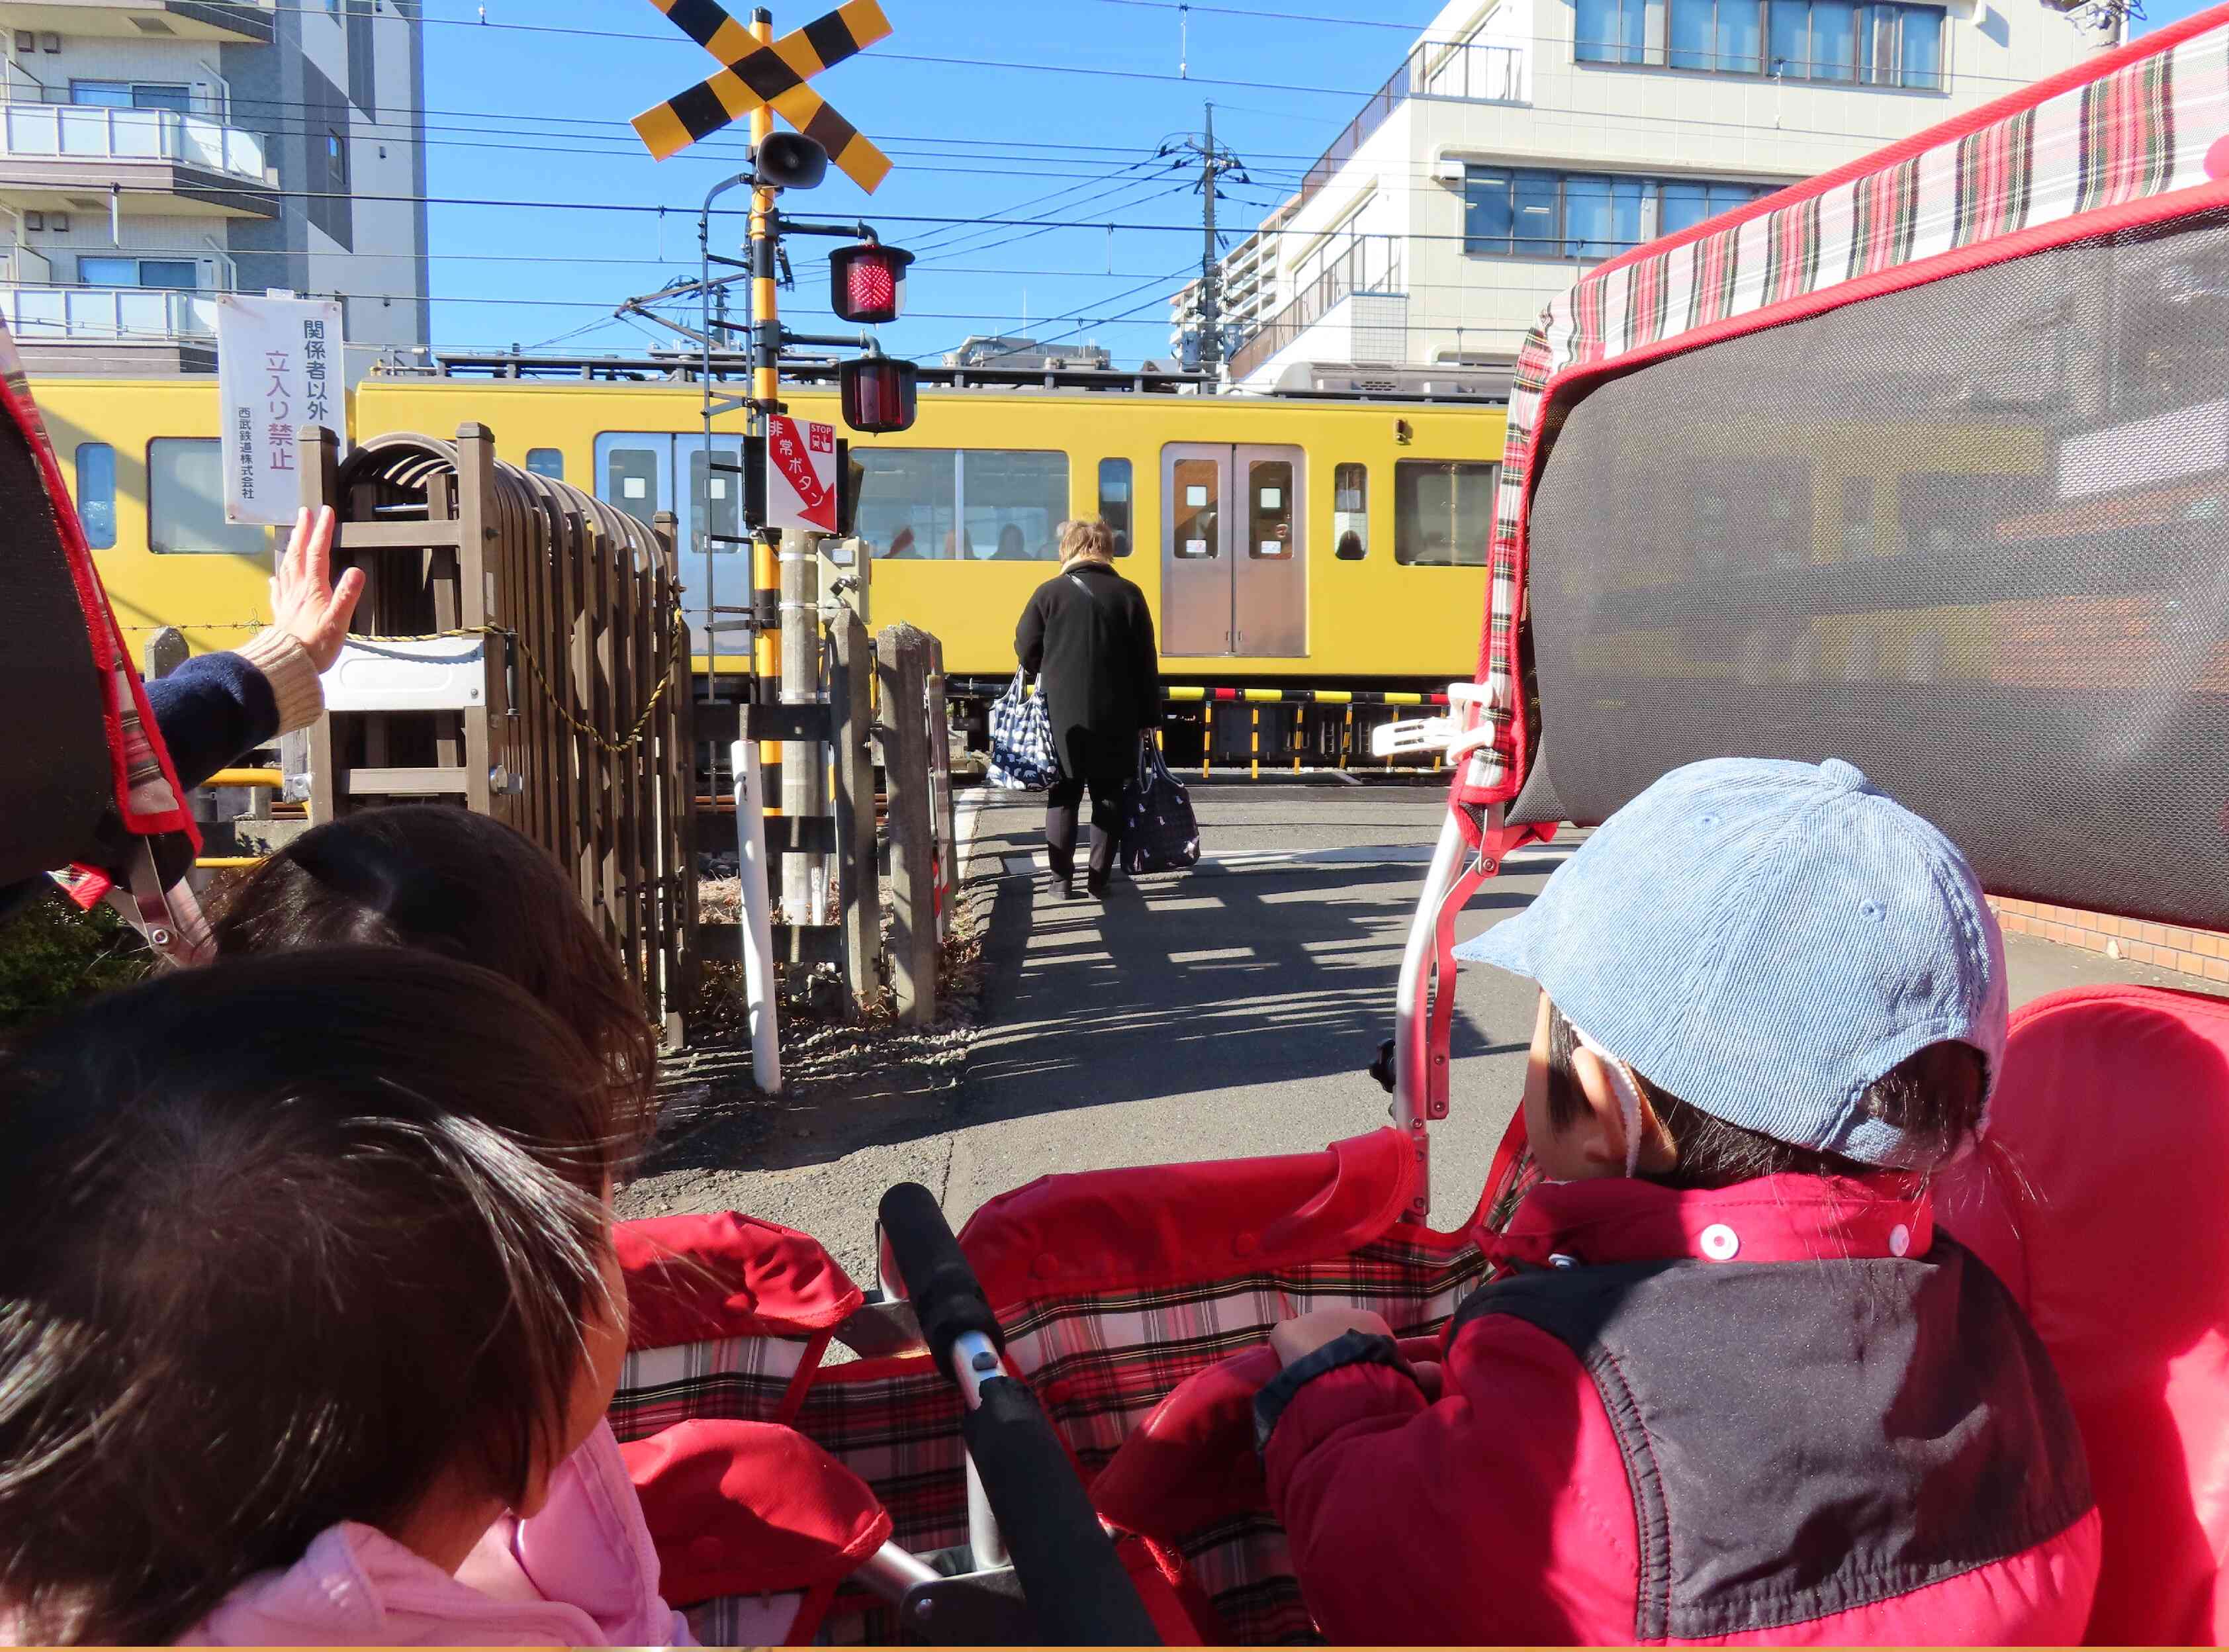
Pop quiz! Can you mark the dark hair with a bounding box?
[212,805,655,1154]
[0,948,622,1645]
[1541,999,1985,1189]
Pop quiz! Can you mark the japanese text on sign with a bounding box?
[216,294,344,526]
[764,414,839,533]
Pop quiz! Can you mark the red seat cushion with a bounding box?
[617,1211,863,1350]
[1936,984,2229,1645]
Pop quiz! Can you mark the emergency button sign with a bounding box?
[765,414,839,533]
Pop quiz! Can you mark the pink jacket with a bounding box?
[1259,1174,2101,1645]
[184,1422,690,1646]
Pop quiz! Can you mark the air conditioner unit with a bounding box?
[1432,156,1467,185]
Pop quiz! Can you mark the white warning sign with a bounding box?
[764,414,839,533]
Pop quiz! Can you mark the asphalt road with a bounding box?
[637,781,2218,1279]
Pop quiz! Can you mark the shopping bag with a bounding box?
[986,669,1059,791]
[1120,735,1200,874]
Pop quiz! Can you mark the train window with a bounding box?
[525,447,565,480]
[1393,459,1497,565]
[605,445,660,526]
[148,438,265,555]
[1334,462,1367,560]
[75,441,116,549]
[1098,457,1133,555]
[1172,459,1219,558]
[857,449,1068,559]
[1248,460,1295,558]
[964,451,1066,560]
[1841,475,1874,559]
[858,447,958,559]
[689,447,743,553]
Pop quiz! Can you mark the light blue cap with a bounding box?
[1454,757,2006,1168]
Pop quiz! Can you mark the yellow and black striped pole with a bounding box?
[750,7,781,786]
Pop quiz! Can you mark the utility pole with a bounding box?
[748,8,784,830]
[1176,100,1245,384]
[1200,101,1220,379]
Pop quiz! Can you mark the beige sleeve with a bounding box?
[235,627,325,735]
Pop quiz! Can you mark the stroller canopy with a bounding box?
[1465,6,2229,933]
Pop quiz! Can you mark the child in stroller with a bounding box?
[1258,758,2101,1644]
[0,948,678,1645]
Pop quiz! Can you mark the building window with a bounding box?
[1394,459,1498,566]
[75,442,116,550]
[22,210,40,231]
[1464,166,1774,257]
[1578,0,1941,85]
[1097,457,1132,555]
[525,447,565,480]
[856,449,1069,561]
[1334,463,1368,559]
[327,129,350,195]
[71,80,193,113]
[79,257,198,290]
[149,439,267,556]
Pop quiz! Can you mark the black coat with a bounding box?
[1015,561,1161,780]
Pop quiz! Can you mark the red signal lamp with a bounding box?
[830,242,913,324]
[840,355,918,435]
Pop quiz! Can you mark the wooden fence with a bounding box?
[301,422,696,1037]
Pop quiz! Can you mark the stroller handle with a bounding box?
[878,1183,1163,1647]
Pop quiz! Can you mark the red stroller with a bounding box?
[614,7,2229,1641]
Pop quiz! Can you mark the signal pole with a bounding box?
[749,8,782,798]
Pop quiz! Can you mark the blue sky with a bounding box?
[418,0,1428,366]
[420,0,2201,367]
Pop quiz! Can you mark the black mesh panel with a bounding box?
[0,411,114,883]
[1526,212,2229,932]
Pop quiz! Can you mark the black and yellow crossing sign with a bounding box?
[634,0,894,192]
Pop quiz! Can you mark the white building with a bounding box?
[0,0,428,378]
[1191,0,2106,393]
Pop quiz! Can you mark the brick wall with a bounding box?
[1989,897,2229,986]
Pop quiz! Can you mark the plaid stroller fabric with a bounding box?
[986,668,1059,790]
[610,1130,1504,1646]
[1459,9,2229,809]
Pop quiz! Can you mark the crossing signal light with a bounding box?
[756,131,829,191]
[830,242,912,324]
[841,356,917,434]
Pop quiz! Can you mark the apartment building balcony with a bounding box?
[1296,37,1527,214]
[0,1,273,45]
[1229,237,1410,385]
[0,99,274,214]
[1,279,218,371]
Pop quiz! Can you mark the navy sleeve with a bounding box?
[144,652,280,790]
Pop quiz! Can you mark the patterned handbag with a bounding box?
[1120,735,1200,875]
[986,668,1059,791]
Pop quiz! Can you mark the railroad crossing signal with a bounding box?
[633,0,895,193]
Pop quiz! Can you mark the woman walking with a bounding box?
[1015,517,1160,899]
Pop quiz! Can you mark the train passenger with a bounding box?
[208,803,656,1111]
[1015,516,1160,900]
[1258,758,2099,1644]
[0,948,682,1646]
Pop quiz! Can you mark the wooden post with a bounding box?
[831,611,881,1018]
[453,423,496,816]
[925,633,956,940]
[877,622,936,1027]
[142,626,188,682]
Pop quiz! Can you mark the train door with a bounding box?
[594,432,747,658]
[1159,443,1306,657]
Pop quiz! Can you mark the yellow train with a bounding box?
[29,367,1508,707]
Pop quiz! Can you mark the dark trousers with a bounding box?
[1046,772,1123,882]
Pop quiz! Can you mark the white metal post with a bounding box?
[732,737,783,1094]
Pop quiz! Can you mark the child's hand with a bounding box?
[269,506,363,672]
[1269,1307,1395,1367]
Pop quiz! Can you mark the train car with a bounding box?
[30,365,1506,764]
